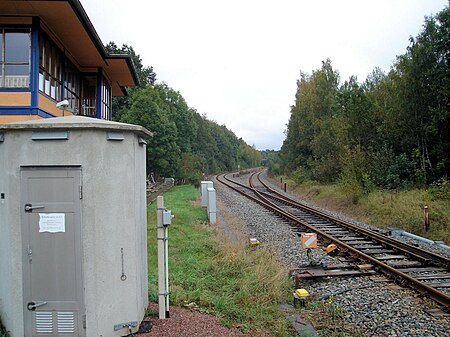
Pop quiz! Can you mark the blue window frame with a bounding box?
[80,75,97,117]
[0,28,31,88]
[63,60,81,114]
[39,31,62,101]
[101,77,112,120]
[1,24,113,121]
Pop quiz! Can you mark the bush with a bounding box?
[291,167,312,184]
[428,178,450,201]
[339,146,374,202]
[369,148,415,189]
[268,162,282,176]
[0,316,9,337]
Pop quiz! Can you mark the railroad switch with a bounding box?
[305,244,339,267]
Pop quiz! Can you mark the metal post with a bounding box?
[424,206,430,232]
[284,183,287,192]
[157,196,166,319]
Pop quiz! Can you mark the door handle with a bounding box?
[27,301,47,311]
[24,203,45,212]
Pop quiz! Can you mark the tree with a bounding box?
[105,42,157,121]
[281,59,340,182]
[154,83,197,154]
[105,42,156,87]
[389,7,450,184]
[119,86,180,177]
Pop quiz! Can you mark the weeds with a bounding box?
[302,300,363,337]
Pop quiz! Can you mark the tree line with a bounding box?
[279,7,449,195]
[106,43,261,184]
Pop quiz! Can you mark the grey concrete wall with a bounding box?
[0,132,25,337]
[0,120,148,337]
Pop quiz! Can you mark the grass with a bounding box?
[361,188,450,243]
[146,184,366,336]
[277,176,450,244]
[146,185,294,336]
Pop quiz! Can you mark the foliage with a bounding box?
[281,6,450,193]
[147,186,294,336]
[105,42,157,122]
[281,59,340,182]
[428,178,450,201]
[0,316,9,337]
[105,42,156,88]
[106,42,261,180]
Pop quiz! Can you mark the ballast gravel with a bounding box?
[213,173,450,337]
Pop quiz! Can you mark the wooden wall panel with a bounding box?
[0,92,31,106]
[0,115,42,124]
[38,94,74,117]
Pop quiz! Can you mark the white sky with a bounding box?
[80,0,448,150]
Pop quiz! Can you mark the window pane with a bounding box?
[39,71,44,91]
[40,41,44,67]
[0,33,3,61]
[5,65,29,87]
[5,64,29,75]
[45,74,50,95]
[45,40,50,70]
[5,31,30,63]
[50,79,56,99]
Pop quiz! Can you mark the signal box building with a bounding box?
[0,0,139,123]
[0,1,147,337]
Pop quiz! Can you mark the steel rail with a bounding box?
[255,172,450,269]
[217,171,450,311]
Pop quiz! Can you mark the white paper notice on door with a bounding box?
[39,213,65,233]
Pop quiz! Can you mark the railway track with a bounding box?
[216,170,450,313]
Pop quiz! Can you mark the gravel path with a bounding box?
[213,172,450,337]
[140,303,246,337]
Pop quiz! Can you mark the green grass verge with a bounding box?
[146,185,295,336]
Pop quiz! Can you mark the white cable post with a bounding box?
[164,225,170,318]
[156,196,166,319]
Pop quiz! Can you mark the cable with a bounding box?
[318,285,375,301]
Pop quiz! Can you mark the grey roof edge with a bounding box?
[0,118,152,138]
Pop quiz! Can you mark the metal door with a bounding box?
[21,167,84,337]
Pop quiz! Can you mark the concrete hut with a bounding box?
[0,116,151,337]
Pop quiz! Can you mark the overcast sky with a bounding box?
[80,0,447,150]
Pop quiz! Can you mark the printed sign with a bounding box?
[39,213,65,233]
[301,233,317,249]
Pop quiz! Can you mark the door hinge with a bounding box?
[79,185,83,199]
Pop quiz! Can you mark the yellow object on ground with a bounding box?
[325,244,337,254]
[250,238,260,245]
[295,288,310,298]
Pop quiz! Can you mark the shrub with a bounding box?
[428,178,450,201]
[291,167,312,184]
[0,316,9,337]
